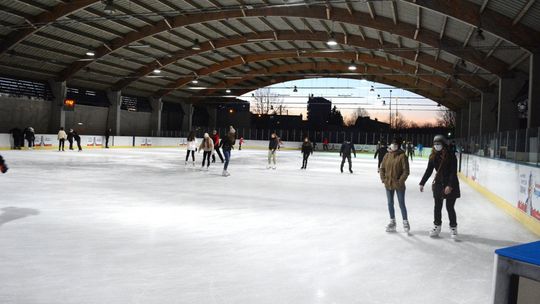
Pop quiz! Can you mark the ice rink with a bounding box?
[0,148,537,304]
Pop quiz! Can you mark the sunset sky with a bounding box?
[242,78,447,125]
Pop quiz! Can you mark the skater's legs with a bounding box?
[446,198,458,227]
[203,151,211,167]
[385,189,396,219]
[216,148,224,162]
[396,189,408,220]
[347,155,352,171]
[185,150,190,162]
[267,151,272,165]
[340,156,346,171]
[223,150,231,170]
[191,150,195,161]
[434,197,444,226]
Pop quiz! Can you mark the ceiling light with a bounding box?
[370,85,375,92]
[243,64,250,72]
[153,69,161,74]
[191,78,199,84]
[103,0,116,15]
[226,89,231,94]
[326,32,338,46]
[85,51,95,57]
[293,86,298,92]
[348,61,357,71]
[191,39,201,51]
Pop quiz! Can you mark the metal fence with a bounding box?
[455,127,540,167]
[154,127,442,147]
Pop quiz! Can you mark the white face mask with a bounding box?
[390,144,398,151]
[434,144,443,151]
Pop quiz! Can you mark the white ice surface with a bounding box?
[0,148,537,304]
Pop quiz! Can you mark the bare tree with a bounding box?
[436,109,456,128]
[393,112,409,130]
[344,107,370,126]
[251,88,286,115]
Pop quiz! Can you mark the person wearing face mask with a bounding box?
[300,137,313,169]
[268,133,279,169]
[379,138,410,233]
[419,135,461,239]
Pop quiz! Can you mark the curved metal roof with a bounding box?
[0,0,538,110]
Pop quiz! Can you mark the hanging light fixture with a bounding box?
[348,60,357,71]
[293,85,298,92]
[191,39,201,51]
[191,78,199,84]
[370,85,375,92]
[437,103,441,107]
[225,89,231,94]
[460,59,467,68]
[85,51,95,57]
[152,69,161,74]
[326,32,338,46]
[103,0,116,15]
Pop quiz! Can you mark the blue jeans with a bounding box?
[223,150,231,170]
[386,189,408,220]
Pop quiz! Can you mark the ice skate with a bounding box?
[385,219,396,232]
[403,220,410,233]
[222,170,230,177]
[349,169,353,174]
[272,166,276,170]
[184,161,188,166]
[191,161,195,167]
[450,227,458,239]
[429,225,441,237]
[267,165,271,169]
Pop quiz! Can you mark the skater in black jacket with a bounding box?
[374,142,388,172]
[300,137,313,169]
[67,129,75,150]
[340,140,356,173]
[73,131,83,151]
[419,135,461,239]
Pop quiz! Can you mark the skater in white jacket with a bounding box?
[185,131,198,166]
[57,127,67,152]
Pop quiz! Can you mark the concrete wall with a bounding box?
[120,110,151,136]
[0,97,50,133]
[64,104,108,135]
[0,96,155,136]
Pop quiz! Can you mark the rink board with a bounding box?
[460,154,540,236]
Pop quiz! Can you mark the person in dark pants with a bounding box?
[73,131,82,151]
[57,127,67,151]
[9,127,23,150]
[0,155,8,174]
[374,142,388,172]
[406,142,414,161]
[198,133,214,170]
[419,135,461,239]
[219,126,236,177]
[67,129,75,150]
[211,130,224,163]
[24,127,35,149]
[300,137,313,169]
[105,128,112,148]
[340,140,356,173]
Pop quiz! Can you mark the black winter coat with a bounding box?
[340,141,356,157]
[268,138,279,150]
[374,147,388,164]
[67,131,74,141]
[220,134,236,151]
[420,150,461,199]
[301,142,313,154]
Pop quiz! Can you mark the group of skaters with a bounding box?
[57,127,83,152]
[184,127,237,176]
[185,129,460,239]
[9,126,35,149]
[378,135,460,239]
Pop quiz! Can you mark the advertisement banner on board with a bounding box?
[518,168,540,221]
[95,136,103,146]
[34,135,43,146]
[42,135,54,147]
[86,137,95,147]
